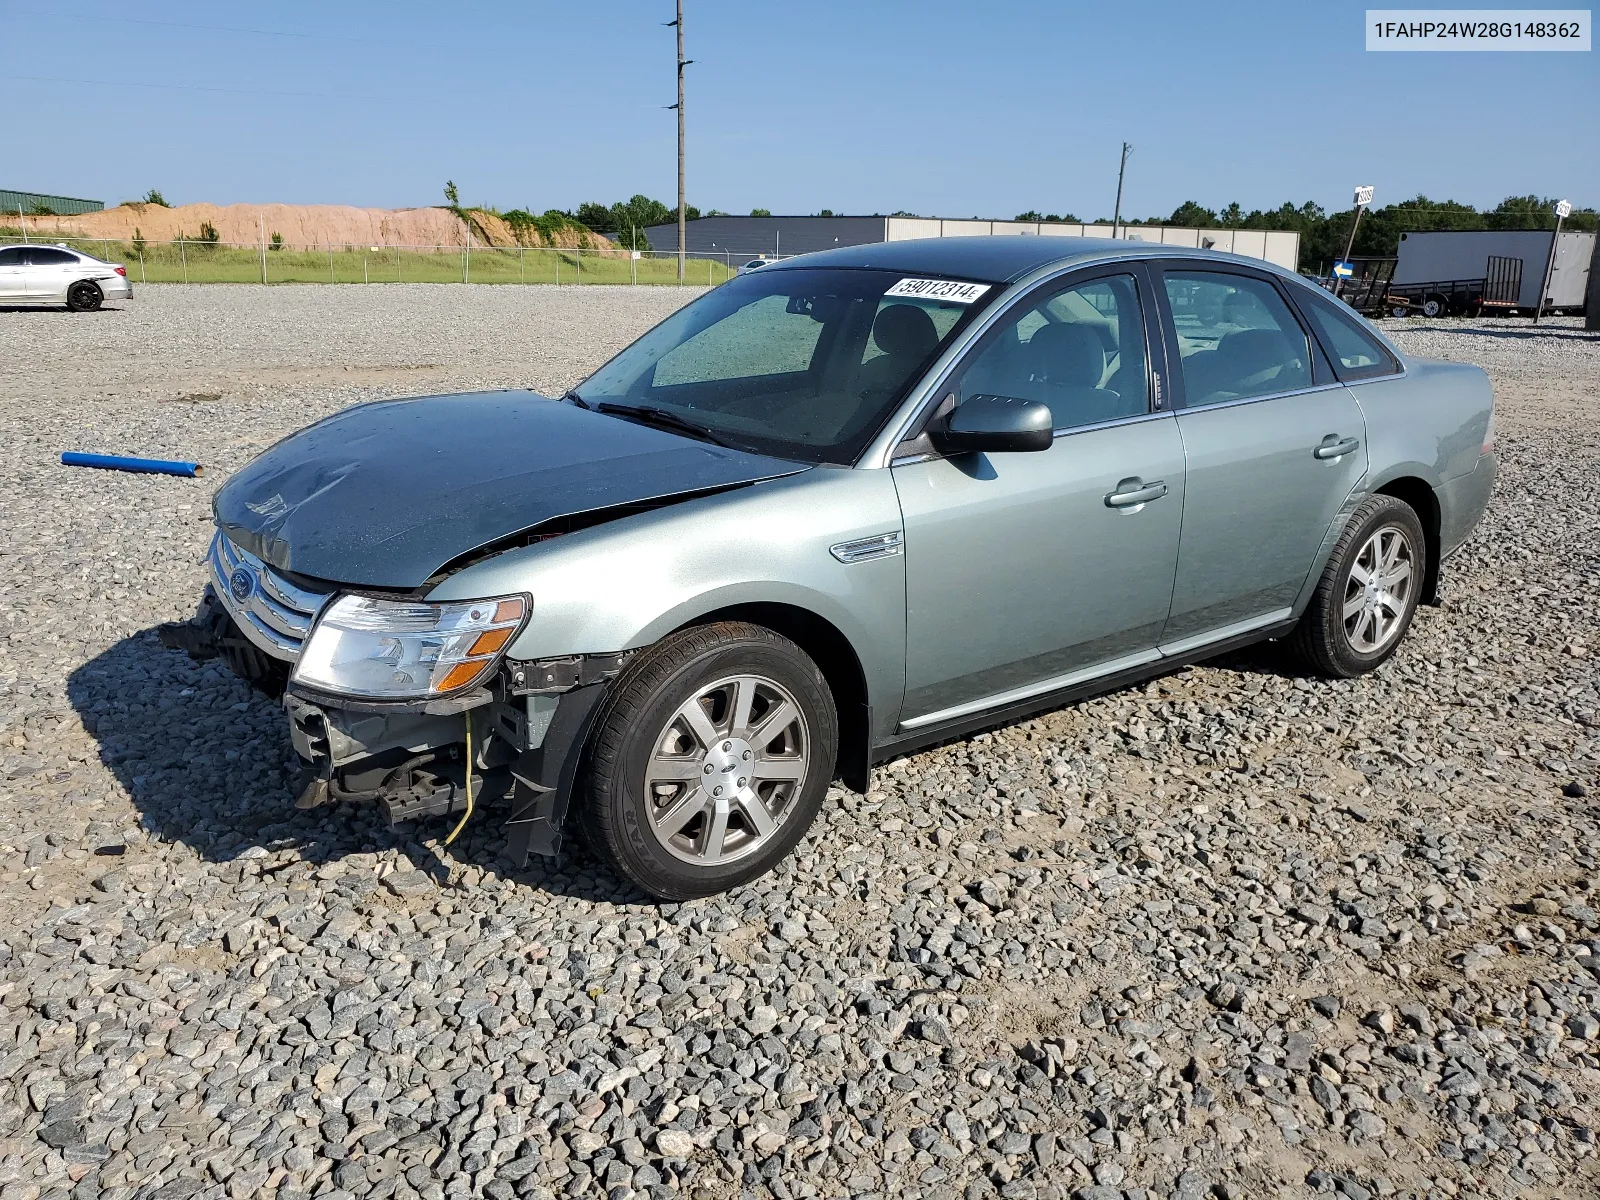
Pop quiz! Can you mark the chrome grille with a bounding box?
[209,531,332,662]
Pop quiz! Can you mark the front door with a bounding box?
[1155,266,1368,647]
[893,267,1185,728]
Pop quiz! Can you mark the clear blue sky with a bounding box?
[4,0,1594,219]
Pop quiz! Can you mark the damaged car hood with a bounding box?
[213,390,810,588]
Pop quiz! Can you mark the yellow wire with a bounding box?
[443,712,474,847]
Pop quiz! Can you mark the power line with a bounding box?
[34,13,404,46]
[4,74,351,100]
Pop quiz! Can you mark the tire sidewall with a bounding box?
[594,633,837,898]
[1323,500,1425,675]
[68,282,101,312]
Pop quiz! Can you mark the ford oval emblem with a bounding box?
[229,566,256,603]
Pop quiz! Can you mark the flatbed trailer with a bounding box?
[1320,254,1523,318]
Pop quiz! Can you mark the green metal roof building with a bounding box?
[0,190,105,217]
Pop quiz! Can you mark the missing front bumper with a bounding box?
[161,586,627,861]
[282,679,612,861]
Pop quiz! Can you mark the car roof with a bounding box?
[766,235,1207,283]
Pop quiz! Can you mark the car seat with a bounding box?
[1023,323,1129,427]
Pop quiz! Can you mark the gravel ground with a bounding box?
[1,287,1598,1200]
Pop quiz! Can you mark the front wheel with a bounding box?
[1288,494,1426,678]
[1421,295,1447,319]
[580,622,838,900]
[67,281,103,312]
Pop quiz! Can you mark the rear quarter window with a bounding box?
[1296,290,1401,381]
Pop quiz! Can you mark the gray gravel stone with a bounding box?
[0,293,1596,1200]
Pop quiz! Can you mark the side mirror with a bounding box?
[929,394,1053,454]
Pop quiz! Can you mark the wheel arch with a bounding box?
[1373,474,1442,604]
[671,601,873,793]
[67,278,103,311]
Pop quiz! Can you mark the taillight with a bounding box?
[114,266,127,277]
[1481,408,1495,456]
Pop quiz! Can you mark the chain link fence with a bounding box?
[0,231,778,286]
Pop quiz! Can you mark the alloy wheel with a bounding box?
[1342,524,1416,654]
[643,674,810,866]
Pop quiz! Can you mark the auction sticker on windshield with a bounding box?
[884,278,992,303]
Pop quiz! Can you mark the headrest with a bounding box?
[1222,290,1263,320]
[1027,322,1105,388]
[872,304,939,358]
[1219,327,1294,375]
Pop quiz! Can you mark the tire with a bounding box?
[1288,494,1426,678]
[1388,305,1409,319]
[1421,295,1446,319]
[66,281,102,312]
[580,621,838,900]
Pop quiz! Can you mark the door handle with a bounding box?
[1105,478,1168,509]
[1314,435,1361,460]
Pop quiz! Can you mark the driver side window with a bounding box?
[955,274,1149,432]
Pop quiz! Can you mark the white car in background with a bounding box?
[0,244,131,311]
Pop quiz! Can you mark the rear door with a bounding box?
[24,247,78,301]
[0,247,24,299]
[892,264,1186,727]
[1155,264,1368,648]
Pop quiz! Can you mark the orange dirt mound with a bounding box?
[20,202,616,251]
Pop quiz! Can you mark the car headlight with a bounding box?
[293,594,528,700]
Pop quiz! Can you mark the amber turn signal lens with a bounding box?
[436,662,487,692]
[468,627,514,657]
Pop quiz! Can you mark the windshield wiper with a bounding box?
[561,389,590,409]
[595,402,736,449]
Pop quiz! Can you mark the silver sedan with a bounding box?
[0,243,131,310]
[168,236,1496,899]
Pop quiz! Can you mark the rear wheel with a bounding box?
[1421,294,1447,319]
[66,281,102,312]
[581,622,837,899]
[1288,494,1426,678]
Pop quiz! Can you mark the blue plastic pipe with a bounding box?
[61,451,204,478]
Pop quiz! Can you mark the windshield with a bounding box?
[574,267,996,464]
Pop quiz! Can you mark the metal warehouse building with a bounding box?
[644,214,1301,270]
[1,189,105,216]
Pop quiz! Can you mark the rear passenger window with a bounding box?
[1297,291,1400,381]
[25,248,77,265]
[1163,271,1312,406]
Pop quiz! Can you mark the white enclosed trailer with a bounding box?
[1395,230,1594,311]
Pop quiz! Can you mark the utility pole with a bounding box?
[667,1,691,283]
[1111,142,1131,238]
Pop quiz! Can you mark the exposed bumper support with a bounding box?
[503,681,609,862]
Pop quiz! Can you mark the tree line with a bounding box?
[441,184,1596,269]
[1019,195,1596,272]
